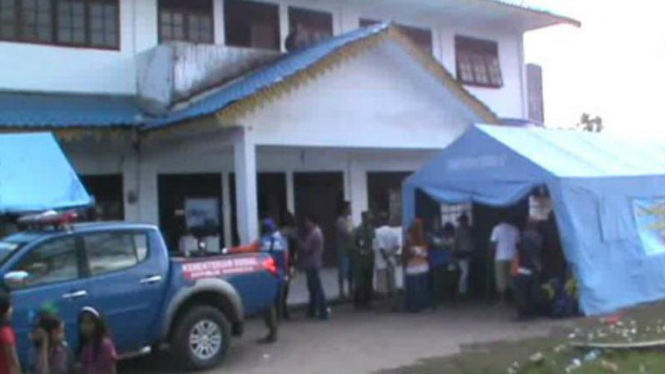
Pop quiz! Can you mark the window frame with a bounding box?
[455,35,503,89]
[9,235,85,290]
[0,0,121,50]
[157,0,214,44]
[359,19,432,56]
[287,6,333,40]
[81,230,151,278]
[223,0,280,51]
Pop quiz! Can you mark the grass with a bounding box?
[379,302,665,374]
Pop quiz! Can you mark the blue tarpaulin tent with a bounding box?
[0,133,91,213]
[403,125,665,315]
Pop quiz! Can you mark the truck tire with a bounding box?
[171,306,231,371]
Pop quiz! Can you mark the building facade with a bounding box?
[0,0,577,261]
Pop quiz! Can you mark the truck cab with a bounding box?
[0,217,279,371]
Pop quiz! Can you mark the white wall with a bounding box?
[246,40,480,149]
[0,0,526,119]
[0,0,157,95]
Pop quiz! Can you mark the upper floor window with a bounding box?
[0,0,119,49]
[159,0,213,44]
[288,7,332,43]
[455,36,503,88]
[360,19,432,56]
[224,0,279,51]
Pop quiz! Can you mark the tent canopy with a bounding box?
[404,125,665,315]
[0,133,92,214]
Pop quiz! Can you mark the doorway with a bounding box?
[294,172,344,267]
[157,174,224,252]
[80,174,124,221]
[367,172,411,225]
[228,172,288,246]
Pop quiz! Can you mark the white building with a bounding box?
[0,0,578,262]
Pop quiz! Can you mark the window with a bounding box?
[159,0,213,44]
[0,0,119,48]
[13,237,79,288]
[83,232,149,276]
[455,36,503,88]
[224,0,279,51]
[288,7,332,42]
[440,203,473,226]
[360,19,432,55]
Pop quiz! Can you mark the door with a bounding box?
[82,230,166,352]
[158,174,224,252]
[8,236,90,365]
[294,172,344,267]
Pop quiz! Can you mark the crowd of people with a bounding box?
[0,292,117,374]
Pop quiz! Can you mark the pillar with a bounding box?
[348,160,368,225]
[221,172,233,248]
[233,129,259,243]
[121,151,140,222]
[286,170,295,214]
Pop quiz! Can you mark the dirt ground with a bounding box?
[120,302,570,374]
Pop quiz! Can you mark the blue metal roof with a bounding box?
[0,91,142,128]
[144,23,389,130]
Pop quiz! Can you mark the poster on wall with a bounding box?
[185,198,220,229]
[632,198,665,256]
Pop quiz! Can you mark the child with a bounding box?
[0,292,20,374]
[32,313,75,374]
[78,307,117,374]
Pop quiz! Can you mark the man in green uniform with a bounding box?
[353,211,376,310]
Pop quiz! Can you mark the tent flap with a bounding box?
[0,133,92,213]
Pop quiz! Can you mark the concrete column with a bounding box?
[233,129,259,243]
[221,172,233,248]
[214,0,225,45]
[138,163,159,226]
[121,151,140,222]
[348,160,368,225]
[279,4,289,52]
[286,170,295,214]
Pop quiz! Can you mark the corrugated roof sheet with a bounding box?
[144,23,390,129]
[0,91,142,128]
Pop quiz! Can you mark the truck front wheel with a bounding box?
[171,306,231,371]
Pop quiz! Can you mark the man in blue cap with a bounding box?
[227,217,288,343]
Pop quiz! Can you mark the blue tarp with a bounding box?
[404,125,665,315]
[0,133,92,213]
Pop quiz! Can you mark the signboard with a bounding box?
[184,198,219,229]
[632,198,665,256]
[182,256,263,280]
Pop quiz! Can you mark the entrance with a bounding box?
[367,172,411,225]
[228,172,288,246]
[157,174,224,253]
[80,174,124,221]
[294,172,344,267]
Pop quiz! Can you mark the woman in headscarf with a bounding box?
[403,219,430,312]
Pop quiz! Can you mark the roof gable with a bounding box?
[145,23,499,132]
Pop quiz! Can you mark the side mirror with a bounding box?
[4,271,29,290]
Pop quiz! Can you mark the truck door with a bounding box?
[82,230,167,352]
[7,236,90,366]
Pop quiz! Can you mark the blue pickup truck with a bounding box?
[0,221,280,370]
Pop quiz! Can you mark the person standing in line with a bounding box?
[490,215,520,304]
[226,218,287,343]
[374,212,400,302]
[78,307,117,374]
[32,313,75,374]
[336,201,354,301]
[513,218,543,319]
[403,220,430,313]
[454,214,475,298]
[352,212,376,310]
[428,220,455,309]
[279,212,301,321]
[0,292,20,374]
[302,215,330,320]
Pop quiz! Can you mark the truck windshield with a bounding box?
[0,241,23,265]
